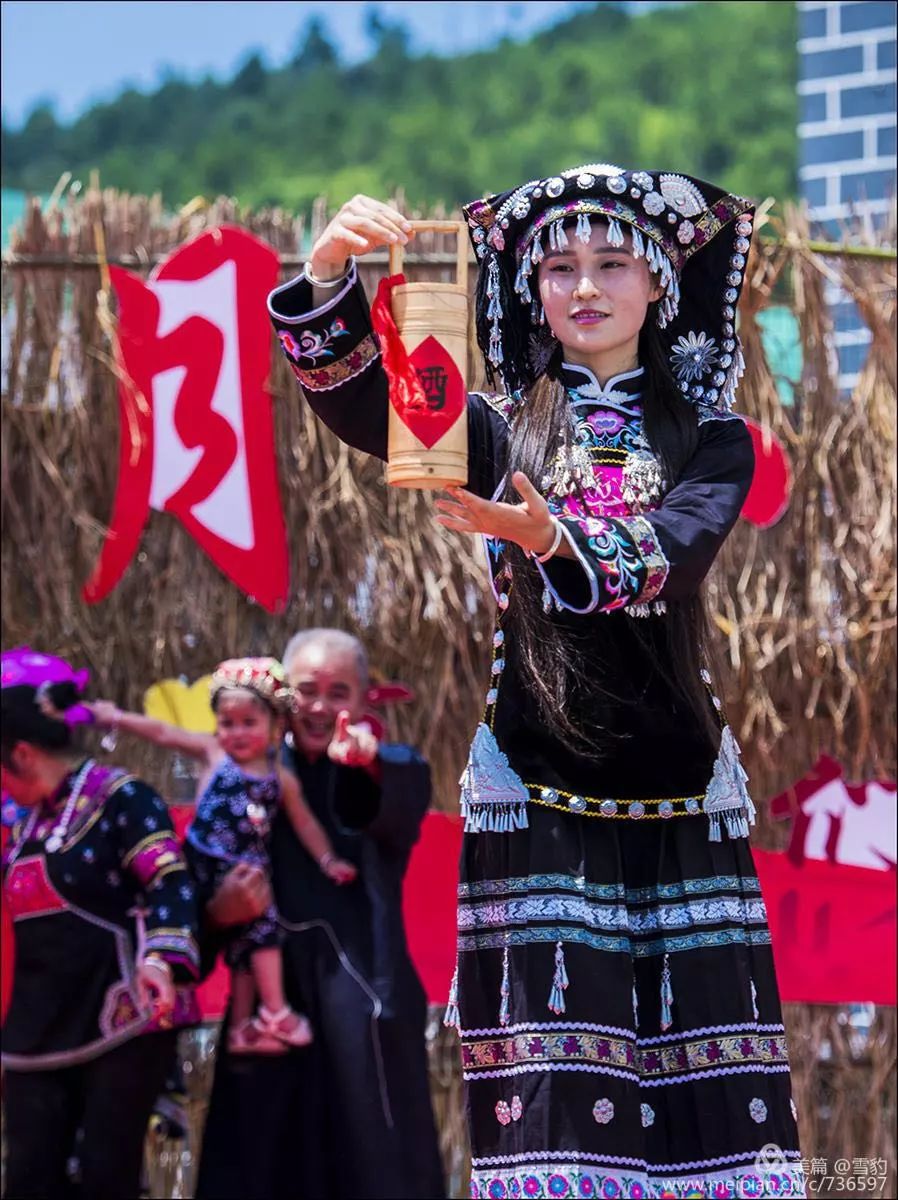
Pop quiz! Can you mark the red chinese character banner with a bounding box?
[770,754,897,871]
[82,226,289,612]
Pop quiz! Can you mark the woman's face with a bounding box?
[538,221,663,377]
[1,743,52,807]
[285,641,365,757]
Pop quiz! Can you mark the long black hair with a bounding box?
[499,306,722,760]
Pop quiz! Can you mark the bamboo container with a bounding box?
[386,221,469,489]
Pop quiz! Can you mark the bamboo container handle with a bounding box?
[388,220,468,291]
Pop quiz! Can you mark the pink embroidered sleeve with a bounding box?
[115,780,200,980]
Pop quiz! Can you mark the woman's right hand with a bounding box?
[309,195,414,282]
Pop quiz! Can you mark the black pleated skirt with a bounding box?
[451,806,807,1200]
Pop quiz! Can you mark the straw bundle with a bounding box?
[2,190,895,1199]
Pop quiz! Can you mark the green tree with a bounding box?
[289,16,339,72]
[1,2,798,209]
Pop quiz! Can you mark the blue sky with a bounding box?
[1,0,599,127]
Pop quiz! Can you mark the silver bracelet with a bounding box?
[318,851,336,873]
[529,518,564,564]
[303,257,355,288]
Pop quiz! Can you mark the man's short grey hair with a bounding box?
[282,628,369,688]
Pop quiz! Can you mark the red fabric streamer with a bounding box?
[370,276,467,450]
[370,274,430,416]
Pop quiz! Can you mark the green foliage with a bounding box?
[2,2,798,209]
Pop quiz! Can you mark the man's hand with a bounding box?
[206,862,272,928]
[328,711,379,768]
[434,471,558,556]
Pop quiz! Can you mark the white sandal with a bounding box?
[228,1016,288,1056]
[259,1005,314,1047]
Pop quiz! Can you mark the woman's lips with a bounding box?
[571,310,609,326]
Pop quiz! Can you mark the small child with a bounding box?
[89,657,356,1055]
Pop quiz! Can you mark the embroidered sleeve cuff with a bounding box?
[122,831,185,888]
[267,262,381,392]
[143,930,200,981]
[538,515,669,615]
[534,522,600,614]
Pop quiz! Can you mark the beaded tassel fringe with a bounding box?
[548,941,569,1015]
[660,953,674,1031]
[606,217,625,247]
[487,255,504,367]
[499,944,511,1027]
[444,960,460,1029]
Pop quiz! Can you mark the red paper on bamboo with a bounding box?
[370,275,465,449]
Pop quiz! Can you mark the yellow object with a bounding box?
[143,675,216,732]
[386,220,470,490]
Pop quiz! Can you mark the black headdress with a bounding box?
[463,163,755,414]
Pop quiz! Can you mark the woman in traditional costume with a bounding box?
[267,169,805,1199]
[0,648,200,1200]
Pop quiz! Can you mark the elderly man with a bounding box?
[195,628,445,1200]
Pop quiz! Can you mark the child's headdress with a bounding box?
[210,658,294,714]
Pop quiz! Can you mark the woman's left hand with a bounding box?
[135,957,175,1023]
[434,471,556,554]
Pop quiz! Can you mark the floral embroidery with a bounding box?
[291,333,379,392]
[461,1029,789,1079]
[100,983,142,1034]
[625,516,670,607]
[579,517,645,611]
[496,1100,512,1125]
[510,1095,524,1121]
[640,1103,655,1127]
[749,1097,768,1123]
[586,409,627,439]
[279,317,349,363]
[592,1097,615,1124]
[475,391,521,426]
[277,330,301,358]
[469,1161,807,1200]
[670,331,719,385]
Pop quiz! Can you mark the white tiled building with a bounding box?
[797,1,897,389]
